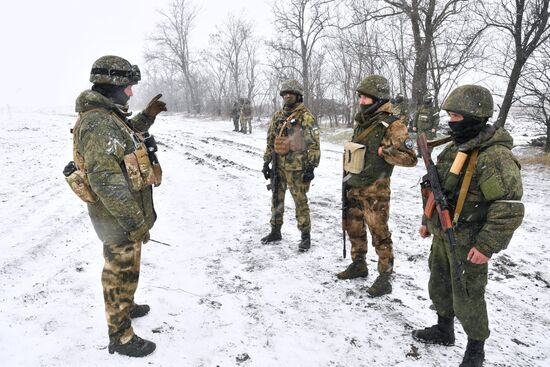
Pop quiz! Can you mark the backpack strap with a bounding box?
[453,148,479,225]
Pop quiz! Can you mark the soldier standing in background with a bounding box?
[391,93,409,122]
[412,85,524,367]
[240,98,253,134]
[261,79,320,251]
[70,55,167,357]
[337,75,417,297]
[413,94,440,140]
[231,100,241,132]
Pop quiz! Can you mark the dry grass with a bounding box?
[520,153,550,166]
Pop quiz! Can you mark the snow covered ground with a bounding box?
[0,108,548,367]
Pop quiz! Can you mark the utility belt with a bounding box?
[64,110,162,204]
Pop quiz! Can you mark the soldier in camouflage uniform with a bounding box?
[391,93,409,121]
[413,94,440,140]
[337,75,417,297]
[231,100,241,132]
[261,79,321,251]
[73,55,167,357]
[412,85,524,367]
[240,99,253,134]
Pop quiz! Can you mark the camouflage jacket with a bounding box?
[413,105,440,131]
[241,104,253,119]
[263,103,320,171]
[424,125,524,257]
[347,102,417,188]
[75,89,157,245]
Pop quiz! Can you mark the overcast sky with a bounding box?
[0,0,271,110]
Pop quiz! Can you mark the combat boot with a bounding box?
[366,272,392,297]
[336,259,368,280]
[129,303,150,319]
[412,314,455,346]
[459,338,485,367]
[298,232,310,252]
[108,335,156,357]
[261,226,282,244]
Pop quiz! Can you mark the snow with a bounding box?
[0,108,548,367]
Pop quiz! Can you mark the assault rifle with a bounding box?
[417,133,463,288]
[341,154,349,258]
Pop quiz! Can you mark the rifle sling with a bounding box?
[352,122,380,143]
[453,149,479,225]
[277,109,304,137]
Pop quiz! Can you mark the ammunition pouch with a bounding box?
[274,136,290,155]
[343,142,366,174]
[63,161,98,204]
[124,143,158,191]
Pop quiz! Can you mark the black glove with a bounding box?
[262,162,272,180]
[303,166,315,182]
[144,94,167,118]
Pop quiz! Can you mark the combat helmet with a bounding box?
[356,75,390,100]
[280,79,304,96]
[89,55,141,86]
[442,85,494,119]
[423,93,433,104]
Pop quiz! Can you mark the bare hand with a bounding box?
[412,127,417,132]
[378,146,383,156]
[467,247,490,264]
[419,225,431,238]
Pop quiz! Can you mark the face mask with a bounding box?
[448,116,487,144]
[92,84,130,106]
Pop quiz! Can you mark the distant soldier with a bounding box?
[412,85,524,367]
[240,99,253,134]
[231,100,241,132]
[413,93,440,140]
[261,79,320,251]
[69,55,167,357]
[391,93,409,121]
[337,75,417,297]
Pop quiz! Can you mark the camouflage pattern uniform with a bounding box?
[263,103,320,234]
[231,100,240,131]
[74,56,160,351]
[345,102,417,273]
[413,96,440,140]
[240,100,253,134]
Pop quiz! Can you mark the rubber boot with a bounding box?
[261,226,282,244]
[459,338,485,367]
[129,303,150,319]
[366,272,392,297]
[412,314,455,346]
[336,259,368,280]
[108,335,156,357]
[298,231,310,252]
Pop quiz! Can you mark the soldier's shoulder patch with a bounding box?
[404,138,414,150]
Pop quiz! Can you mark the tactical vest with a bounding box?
[348,115,396,187]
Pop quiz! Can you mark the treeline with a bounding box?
[134,0,550,150]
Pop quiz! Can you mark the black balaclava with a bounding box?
[92,84,130,106]
[359,95,387,117]
[449,115,488,145]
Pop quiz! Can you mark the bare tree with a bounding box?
[145,0,201,113]
[271,0,334,108]
[478,0,550,128]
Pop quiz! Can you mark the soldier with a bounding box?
[72,55,167,357]
[261,79,320,251]
[391,93,409,121]
[240,98,253,134]
[231,99,241,132]
[412,85,524,367]
[337,75,417,297]
[413,93,440,140]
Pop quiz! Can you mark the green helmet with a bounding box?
[442,85,494,119]
[89,55,141,86]
[279,79,304,96]
[356,75,390,100]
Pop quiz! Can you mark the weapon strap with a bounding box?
[277,109,304,137]
[453,148,479,225]
[352,122,380,143]
[427,136,452,148]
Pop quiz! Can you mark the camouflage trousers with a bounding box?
[428,233,490,341]
[270,168,311,233]
[102,240,142,344]
[345,178,394,273]
[232,116,239,131]
[240,117,252,133]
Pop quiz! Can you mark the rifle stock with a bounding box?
[417,133,463,287]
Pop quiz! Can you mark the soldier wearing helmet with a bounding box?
[413,93,440,143]
[391,93,409,122]
[261,79,320,251]
[412,85,524,367]
[337,75,417,297]
[71,55,167,357]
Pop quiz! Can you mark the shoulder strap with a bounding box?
[352,122,380,143]
[277,109,304,137]
[453,148,479,225]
